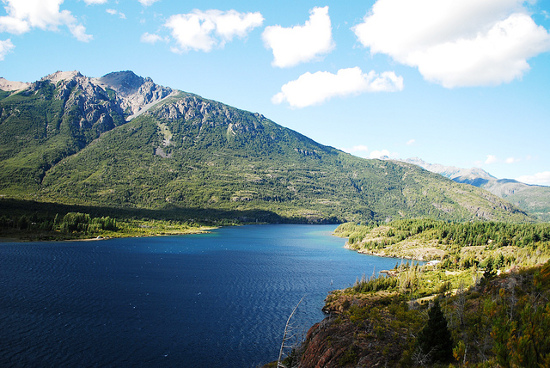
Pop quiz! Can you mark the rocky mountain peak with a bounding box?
[42,70,84,84]
[93,71,174,118]
[96,71,145,96]
[2,70,174,120]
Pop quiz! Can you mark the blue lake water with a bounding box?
[0,224,399,367]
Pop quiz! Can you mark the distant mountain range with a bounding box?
[0,71,533,223]
[400,157,550,221]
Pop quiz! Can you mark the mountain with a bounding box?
[403,157,496,186]
[402,157,550,221]
[0,71,532,223]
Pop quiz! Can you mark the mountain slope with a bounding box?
[403,158,550,221]
[0,71,532,223]
[0,71,124,193]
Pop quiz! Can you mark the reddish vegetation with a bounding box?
[297,294,419,368]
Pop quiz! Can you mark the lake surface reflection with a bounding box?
[0,224,399,367]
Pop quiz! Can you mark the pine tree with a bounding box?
[416,299,453,364]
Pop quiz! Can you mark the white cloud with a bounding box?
[353,0,550,88]
[138,0,159,6]
[342,145,369,155]
[84,0,107,4]
[342,145,397,159]
[272,67,403,108]
[141,32,164,44]
[0,14,29,34]
[516,171,550,186]
[0,0,92,42]
[262,6,335,68]
[505,157,520,164]
[107,9,126,19]
[0,39,15,60]
[406,139,415,145]
[164,10,263,53]
[69,23,93,42]
[485,155,498,164]
[369,149,396,159]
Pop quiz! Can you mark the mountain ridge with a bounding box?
[398,157,550,221]
[0,70,533,223]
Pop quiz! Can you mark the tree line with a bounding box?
[0,212,116,235]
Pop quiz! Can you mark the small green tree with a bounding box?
[416,299,453,364]
[482,257,495,280]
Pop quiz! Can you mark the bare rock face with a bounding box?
[0,77,30,91]
[95,71,173,117]
[153,95,242,126]
[38,71,122,135]
[42,70,83,85]
[96,70,144,95]
[1,70,177,139]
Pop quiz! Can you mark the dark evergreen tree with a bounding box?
[17,215,29,230]
[416,299,453,364]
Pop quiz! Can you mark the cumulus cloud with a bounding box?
[353,0,550,87]
[485,155,498,164]
[262,6,335,68]
[0,0,92,42]
[505,157,521,164]
[272,67,403,108]
[69,23,92,42]
[516,171,550,186]
[406,139,416,145]
[164,9,263,53]
[84,0,107,4]
[0,39,15,60]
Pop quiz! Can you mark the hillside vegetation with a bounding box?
[336,219,550,268]
[500,185,550,221]
[283,220,550,367]
[403,158,550,221]
[0,71,533,225]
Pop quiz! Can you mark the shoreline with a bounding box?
[343,242,426,262]
[3,223,340,243]
[0,226,216,243]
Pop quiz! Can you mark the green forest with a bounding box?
[284,220,550,367]
[0,199,216,240]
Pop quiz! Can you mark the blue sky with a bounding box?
[1,0,550,185]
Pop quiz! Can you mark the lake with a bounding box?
[0,224,399,367]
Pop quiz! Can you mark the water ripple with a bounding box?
[0,225,398,367]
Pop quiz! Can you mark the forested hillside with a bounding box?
[0,71,534,225]
[278,220,550,367]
